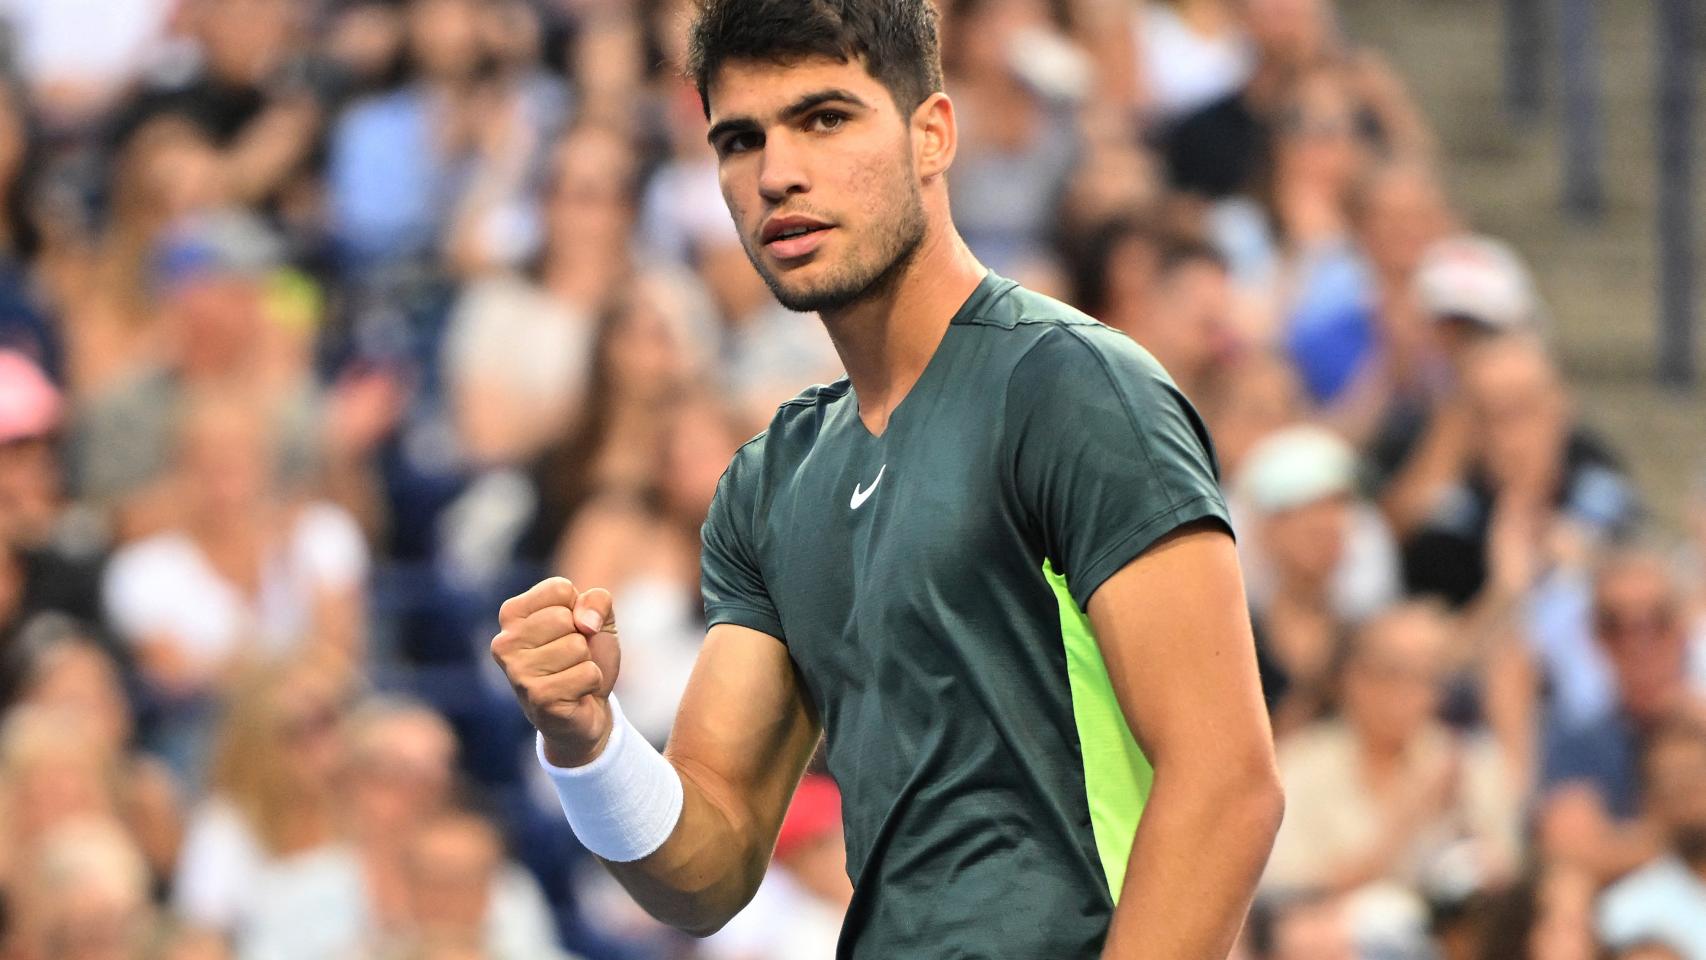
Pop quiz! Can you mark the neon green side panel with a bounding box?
[1044,559,1154,902]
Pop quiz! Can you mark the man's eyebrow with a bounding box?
[705,88,872,147]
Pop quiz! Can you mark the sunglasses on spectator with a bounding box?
[1595,605,1678,641]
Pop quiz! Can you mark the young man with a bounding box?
[490,1,1283,956]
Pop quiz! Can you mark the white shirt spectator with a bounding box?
[1264,721,1522,896]
[443,273,595,465]
[703,868,845,960]
[1598,855,1706,959]
[1136,2,1254,122]
[173,799,273,933]
[103,502,369,673]
[238,846,567,960]
[0,0,175,115]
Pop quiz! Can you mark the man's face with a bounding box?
[1150,260,1231,383]
[1595,566,1687,722]
[707,57,928,313]
[1464,341,1569,492]
[1342,611,1447,750]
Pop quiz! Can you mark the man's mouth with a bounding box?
[761,216,835,261]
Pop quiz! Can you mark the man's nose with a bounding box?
[757,130,810,203]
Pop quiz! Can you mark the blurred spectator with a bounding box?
[0,352,112,695]
[9,619,181,887]
[1540,549,1704,879]
[1328,160,1459,448]
[111,0,322,212]
[702,774,850,960]
[0,82,53,369]
[1397,332,1638,607]
[517,272,716,569]
[239,699,561,960]
[1264,603,1521,897]
[378,809,568,960]
[101,390,366,761]
[0,706,125,895]
[1265,67,1377,407]
[441,123,635,468]
[1122,236,1236,401]
[1232,425,1400,732]
[69,209,326,532]
[1596,712,1706,958]
[1478,866,1603,960]
[1240,0,1432,161]
[0,0,174,131]
[327,0,561,272]
[1198,348,1308,477]
[1064,216,1161,339]
[1134,0,1253,127]
[173,657,349,934]
[942,0,1086,273]
[4,817,157,960]
[1368,236,1540,558]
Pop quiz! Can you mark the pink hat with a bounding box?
[0,350,62,443]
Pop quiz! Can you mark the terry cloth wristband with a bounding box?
[536,694,685,862]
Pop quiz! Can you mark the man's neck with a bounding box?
[818,223,986,435]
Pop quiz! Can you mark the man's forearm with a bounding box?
[1102,765,1284,959]
[602,759,775,937]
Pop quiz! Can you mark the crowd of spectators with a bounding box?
[0,0,1703,958]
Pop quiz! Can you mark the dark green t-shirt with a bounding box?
[701,273,1231,959]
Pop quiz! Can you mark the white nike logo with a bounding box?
[850,465,886,510]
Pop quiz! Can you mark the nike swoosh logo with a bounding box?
[850,465,886,510]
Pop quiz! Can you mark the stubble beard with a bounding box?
[742,177,928,315]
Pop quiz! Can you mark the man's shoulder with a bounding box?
[964,281,1172,386]
[719,379,853,483]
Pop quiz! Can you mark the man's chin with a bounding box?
[761,267,862,314]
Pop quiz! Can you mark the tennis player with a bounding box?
[491,1,1283,955]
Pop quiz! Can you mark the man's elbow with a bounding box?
[1171,745,1284,840]
[1227,754,1285,844]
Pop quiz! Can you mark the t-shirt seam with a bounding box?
[705,603,783,626]
[1059,324,1188,511]
[999,325,1079,540]
[1078,493,1222,592]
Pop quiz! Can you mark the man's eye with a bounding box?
[809,111,847,132]
[721,132,762,156]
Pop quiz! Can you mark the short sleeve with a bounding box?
[1006,325,1231,610]
[700,450,785,641]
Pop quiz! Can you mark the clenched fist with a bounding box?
[491,577,622,768]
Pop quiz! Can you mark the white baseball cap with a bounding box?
[1236,424,1358,514]
[1413,234,1539,330]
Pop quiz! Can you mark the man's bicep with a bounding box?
[667,623,821,841]
[1084,523,1272,770]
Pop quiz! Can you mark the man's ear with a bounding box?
[912,92,957,182]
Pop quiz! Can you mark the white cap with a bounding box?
[1413,234,1539,330]
[1236,425,1358,514]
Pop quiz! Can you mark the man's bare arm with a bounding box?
[493,579,821,936]
[607,623,822,934]
[1087,523,1284,959]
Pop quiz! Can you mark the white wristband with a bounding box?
[535,694,684,863]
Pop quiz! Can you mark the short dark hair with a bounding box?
[1158,235,1228,279]
[687,0,944,119]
